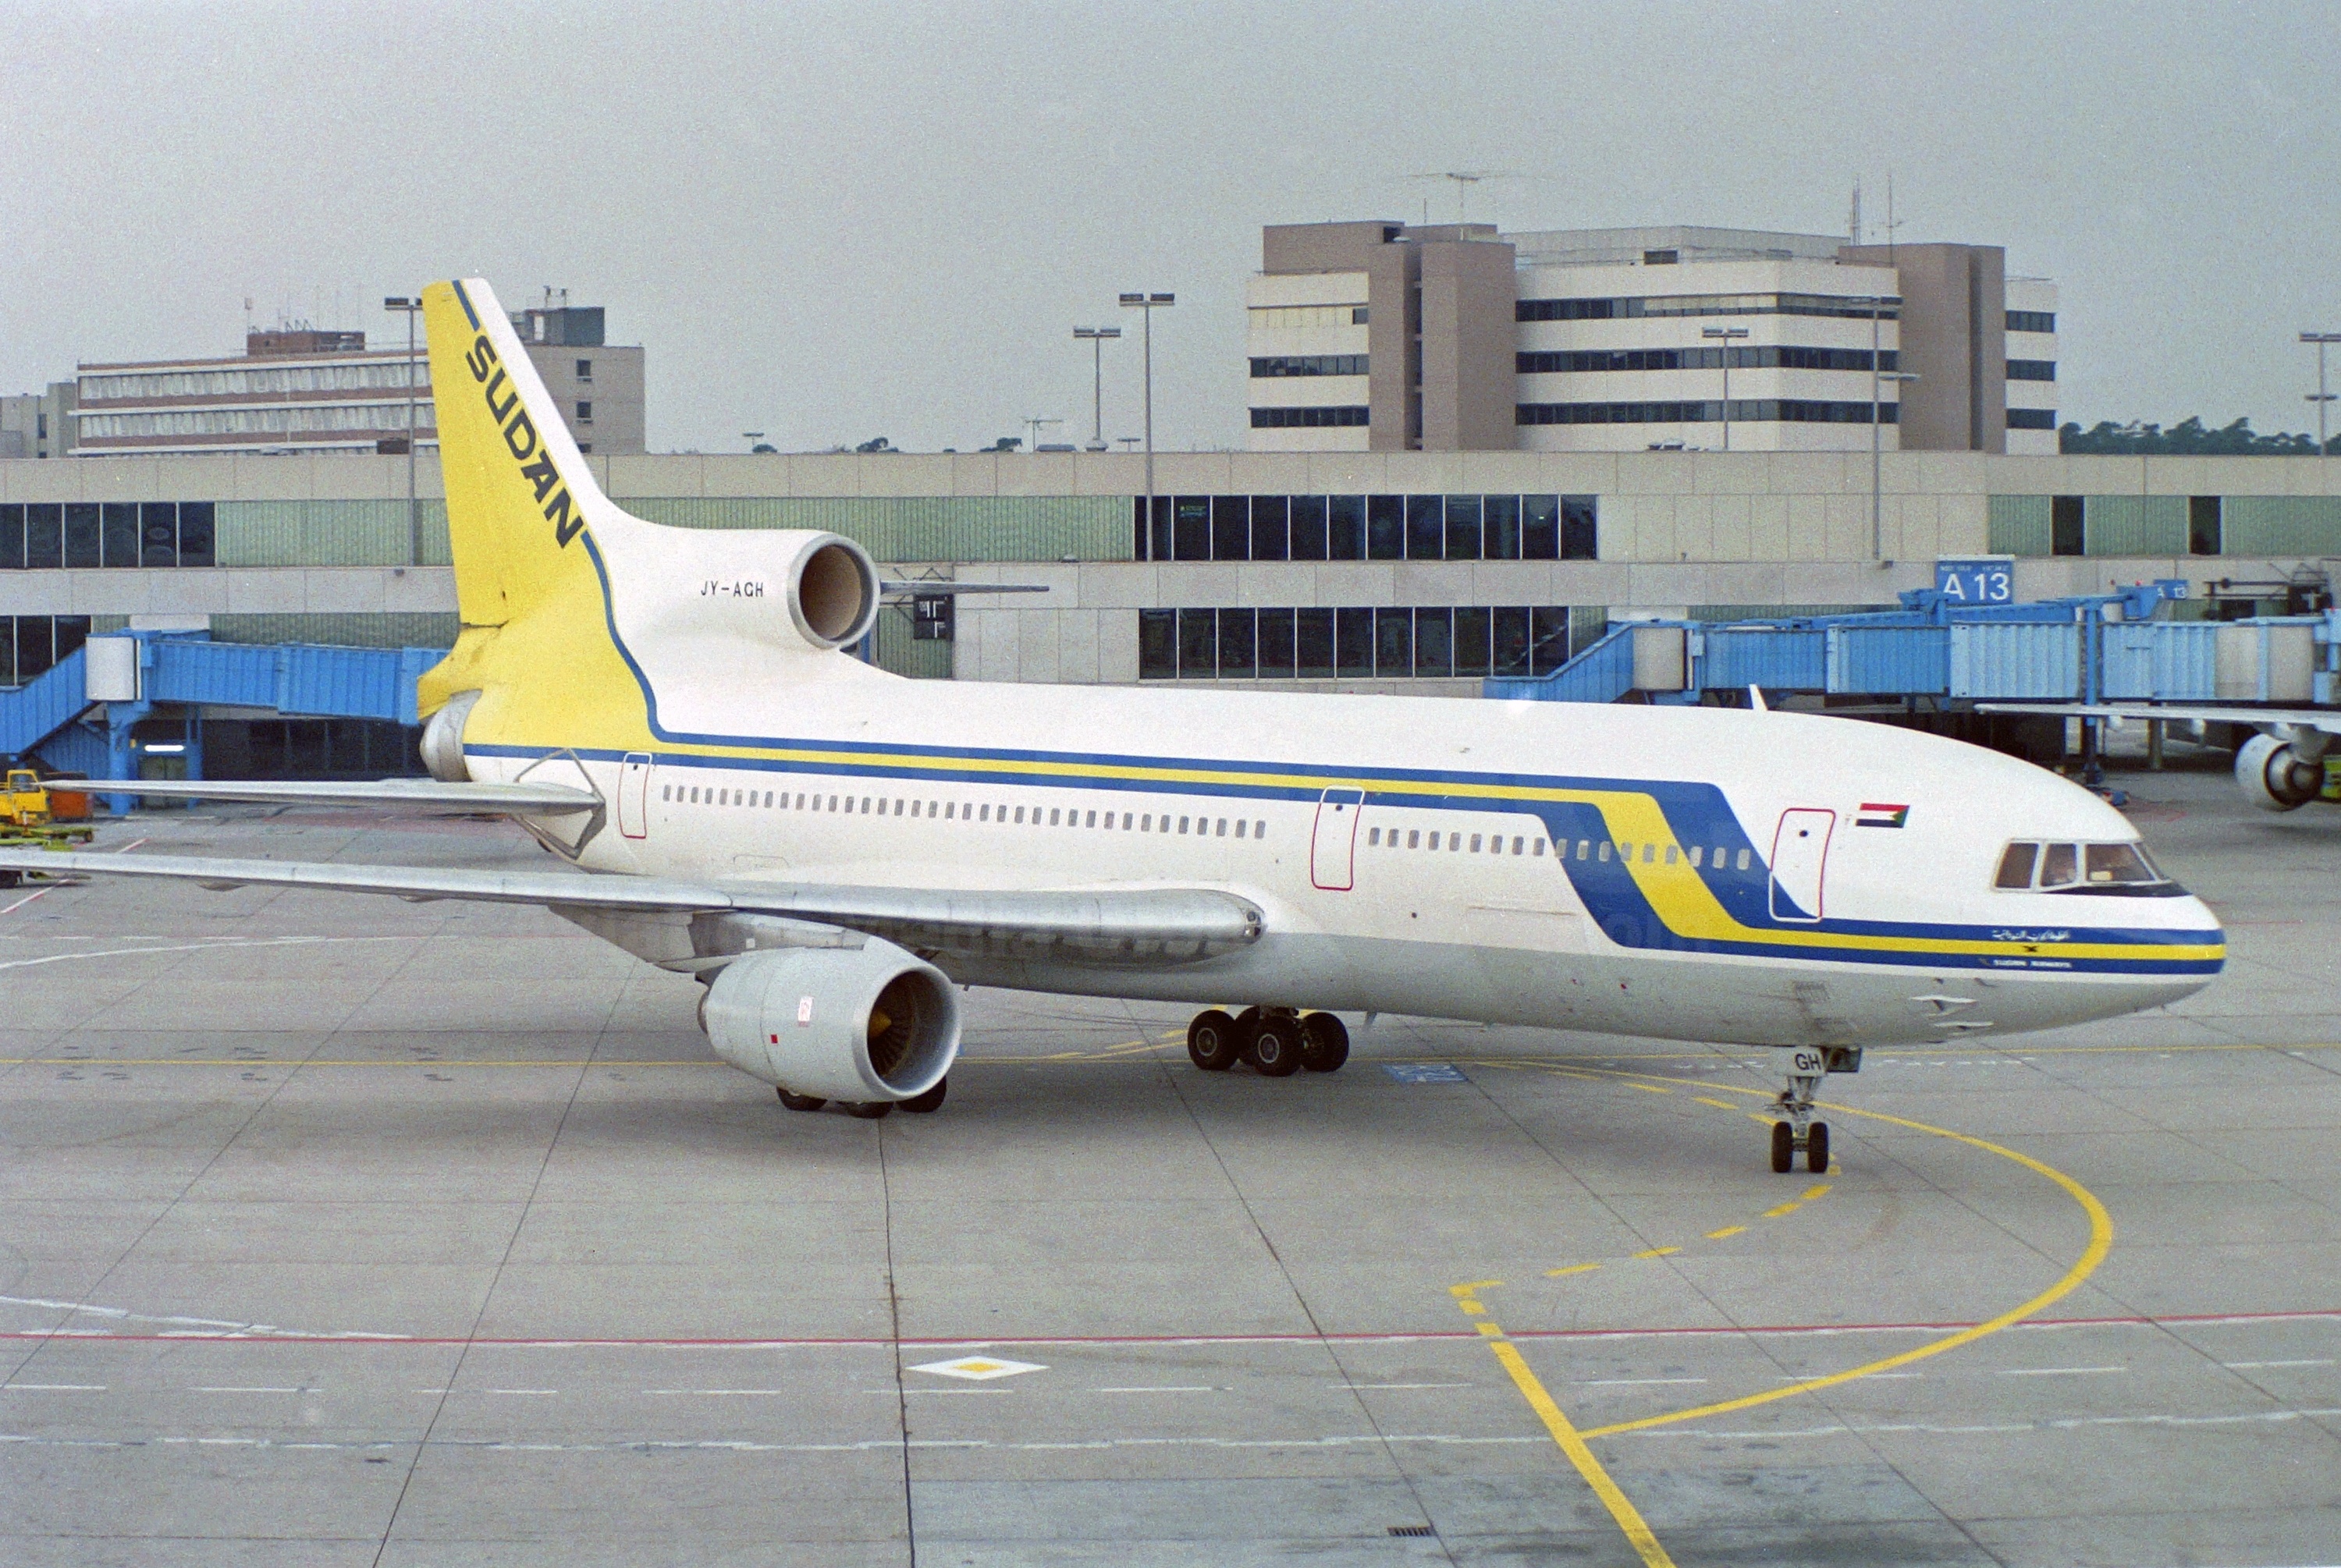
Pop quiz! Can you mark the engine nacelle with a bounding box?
[419,690,481,783]
[700,940,959,1102]
[2236,732,2324,812]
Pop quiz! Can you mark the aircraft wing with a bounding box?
[52,779,602,814]
[1974,703,2341,735]
[0,850,1263,964]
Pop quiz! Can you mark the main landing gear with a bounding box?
[1187,1007,1350,1077]
[1767,1046,1859,1173]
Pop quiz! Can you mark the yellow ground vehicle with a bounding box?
[1,767,96,853]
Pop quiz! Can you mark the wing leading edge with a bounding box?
[0,850,1263,968]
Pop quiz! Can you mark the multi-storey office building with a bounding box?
[5,449,2336,753]
[1246,222,2058,457]
[67,306,645,458]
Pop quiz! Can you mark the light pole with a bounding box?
[2303,332,2341,459]
[1701,325,1749,451]
[1073,326,1121,451]
[384,296,423,565]
[1872,369,1920,559]
[1118,292,1174,531]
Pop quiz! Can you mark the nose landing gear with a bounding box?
[1768,1046,1856,1172]
[1185,1008,1351,1076]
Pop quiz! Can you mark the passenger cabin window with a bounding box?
[1995,839,2177,895]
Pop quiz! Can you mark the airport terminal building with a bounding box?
[5,445,2339,776]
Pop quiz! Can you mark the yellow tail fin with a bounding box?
[417,277,631,722]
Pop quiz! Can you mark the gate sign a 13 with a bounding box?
[1935,556,2015,605]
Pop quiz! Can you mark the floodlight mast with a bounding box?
[2304,332,2341,460]
[1073,326,1121,450]
[1117,293,1174,531]
[384,296,423,565]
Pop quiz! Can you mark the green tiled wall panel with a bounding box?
[2083,495,2187,556]
[2224,496,2341,555]
[212,496,1125,566]
[216,501,450,567]
[208,612,460,649]
[621,495,1131,562]
[1988,495,2051,555]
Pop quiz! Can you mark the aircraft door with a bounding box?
[1309,788,1366,891]
[618,753,652,839]
[1767,808,1834,923]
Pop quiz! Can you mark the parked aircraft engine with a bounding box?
[419,690,481,783]
[699,940,960,1103]
[2235,731,2326,812]
[785,534,880,651]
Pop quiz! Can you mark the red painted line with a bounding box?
[3,1307,2335,1351]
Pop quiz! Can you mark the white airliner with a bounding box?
[0,279,2226,1173]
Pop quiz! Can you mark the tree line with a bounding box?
[2059,417,2340,456]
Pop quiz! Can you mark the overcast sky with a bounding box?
[5,2,2336,453]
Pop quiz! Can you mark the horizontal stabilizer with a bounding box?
[59,779,602,814]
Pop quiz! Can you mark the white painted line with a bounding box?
[1572,1377,1708,1387]
[194,1386,306,1393]
[1783,1371,1923,1381]
[648,1389,787,1396]
[485,1389,559,1396]
[5,1384,105,1391]
[2223,1359,2336,1369]
[1092,1385,1218,1393]
[1342,1382,1475,1390]
[0,888,54,916]
[869,1388,1015,1396]
[1996,1366,2126,1377]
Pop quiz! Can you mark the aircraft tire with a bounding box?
[1299,1013,1350,1073]
[846,1101,893,1119]
[901,1077,948,1114]
[1246,1017,1303,1077]
[1769,1121,1794,1173]
[1806,1122,1829,1174]
[778,1090,827,1112]
[1188,1010,1241,1072]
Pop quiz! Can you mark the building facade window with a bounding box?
[1249,355,1367,378]
[1140,605,1593,680]
[2007,310,2057,334]
[1133,494,1597,563]
[2051,495,2085,556]
[0,502,215,569]
[1519,346,1897,374]
[1519,399,1895,427]
[0,615,91,686]
[577,401,594,424]
[2189,496,2222,556]
[1518,293,1900,323]
[576,359,593,381]
[2005,360,2057,381]
[1249,405,1369,428]
[2006,409,2058,430]
[1246,303,1369,330]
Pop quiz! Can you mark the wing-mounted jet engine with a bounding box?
[699,937,961,1118]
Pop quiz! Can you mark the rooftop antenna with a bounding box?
[1409,170,1513,226]
[1848,177,1863,247]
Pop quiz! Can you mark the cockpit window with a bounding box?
[2085,843,2165,885]
[1995,840,2183,896]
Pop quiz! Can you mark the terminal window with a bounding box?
[0,502,214,569]
[1140,605,1593,681]
[1135,493,1597,564]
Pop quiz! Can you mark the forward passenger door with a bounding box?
[1767,808,1834,923]
[1309,788,1365,891]
[618,753,652,839]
